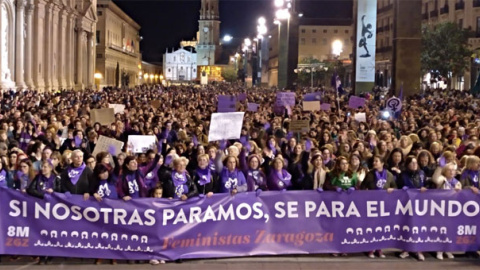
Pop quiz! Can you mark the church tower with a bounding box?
[197,0,221,66]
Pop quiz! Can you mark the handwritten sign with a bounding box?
[90,108,115,126]
[276,92,296,107]
[108,104,125,114]
[208,112,245,142]
[92,135,124,157]
[290,120,310,133]
[302,101,320,111]
[127,135,156,153]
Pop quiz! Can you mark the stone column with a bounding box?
[65,12,74,89]
[15,0,27,90]
[50,4,59,90]
[43,2,53,90]
[24,1,34,89]
[57,8,66,89]
[32,0,45,91]
[75,28,84,89]
[86,31,94,88]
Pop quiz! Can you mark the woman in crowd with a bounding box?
[325,156,358,191]
[27,159,59,199]
[459,155,480,193]
[193,154,218,196]
[417,150,437,180]
[117,156,148,200]
[268,156,292,191]
[215,153,247,194]
[349,154,367,184]
[303,153,327,190]
[14,159,35,192]
[163,157,198,200]
[0,158,13,188]
[361,155,396,258]
[385,148,404,181]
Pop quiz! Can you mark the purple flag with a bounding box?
[218,95,237,113]
[303,92,322,101]
[238,93,247,102]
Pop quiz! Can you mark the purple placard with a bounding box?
[320,103,331,111]
[238,93,247,102]
[276,92,296,107]
[1,189,479,261]
[247,103,259,112]
[218,95,237,112]
[348,96,366,109]
[304,92,322,101]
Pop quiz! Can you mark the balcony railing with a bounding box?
[430,10,438,17]
[378,4,393,13]
[440,5,449,14]
[455,1,465,10]
[422,13,428,20]
[377,26,384,33]
[376,46,393,54]
[107,43,139,58]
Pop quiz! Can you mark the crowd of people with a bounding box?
[0,84,480,264]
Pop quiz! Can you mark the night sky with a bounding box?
[114,0,353,63]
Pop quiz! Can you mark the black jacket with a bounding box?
[60,166,93,195]
[163,171,198,199]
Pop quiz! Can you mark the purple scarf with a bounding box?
[16,171,29,190]
[445,178,460,190]
[208,159,216,172]
[274,169,292,189]
[374,169,387,190]
[125,172,140,198]
[268,141,277,155]
[463,169,479,188]
[248,169,264,188]
[196,167,211,186]
[172,170,189,198]
[0,170,7,188]
[67,163,86,185]
[37,173,56,191]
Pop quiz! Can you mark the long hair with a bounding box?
[331,156,353,178]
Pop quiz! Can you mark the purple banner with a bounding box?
[1,188,479,261]
[238,93,247,102]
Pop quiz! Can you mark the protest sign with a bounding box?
[90,108,115,126]
[108,104,125,114]
[348,96,366,109]
[151,100,161,109]
[217,95,237,113]
[92,135,124,157]
[290,120,310,133]
[208,112,245,141]
[1,189,478,260]
[386,97,402,113]
[276,92,295,107]
[303,92,322,101]
[247,103,259,112]
[320,103,331,111]
[354,112,367,122]
[302,101,320,111]
[127,135,156,153]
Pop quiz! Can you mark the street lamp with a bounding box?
[332,40,343,58]
[274,0,284,8]
[223,35,233,43]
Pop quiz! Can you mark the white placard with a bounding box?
[355,0,377,83]
[127,135,157,153]
[92,135,124,157]
[108,104,125,114]
[354,113,367,122]
[386,97,402,113]
[302,101,320,111]
[208,112,245,142]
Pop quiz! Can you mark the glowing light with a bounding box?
[332,40,343,56]
[223,35,233,42]
[275,9,290,20]
[274,0,284,8]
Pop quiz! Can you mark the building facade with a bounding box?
[95,0,141,88]
[375,0,480,90]
[267,20,354,87]
[163,47,197,81]
[0,0,97,91]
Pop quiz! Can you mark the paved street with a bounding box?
[1,253,479,270]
